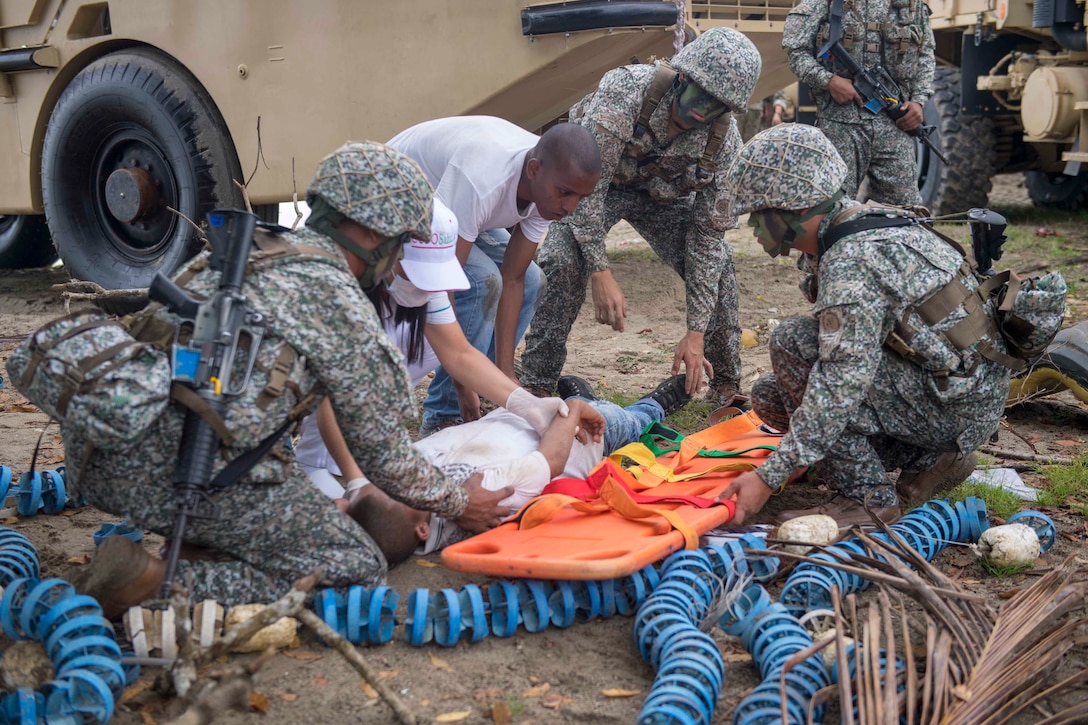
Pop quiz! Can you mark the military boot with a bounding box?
[648,374,690,417]
[776,494,901,527]
[557,375,595,401]
[896,452,978,506]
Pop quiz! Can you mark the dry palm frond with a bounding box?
[776,517,1088,725]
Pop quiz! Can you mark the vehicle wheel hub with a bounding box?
[104,166,160,223]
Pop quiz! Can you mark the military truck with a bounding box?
[0,0,797,299]
[917,0,1088,213]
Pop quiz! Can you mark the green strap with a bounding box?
[637,421,777,458]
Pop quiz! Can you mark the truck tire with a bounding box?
[41,48,243,308]
[917,67,996,215]
[0,214,57,269]
[1023,170,1088,210]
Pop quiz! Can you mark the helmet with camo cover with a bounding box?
[727,124,847,216]
[306,141,433,240]
[670,27,761,112]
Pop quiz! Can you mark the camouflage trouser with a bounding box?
[521,188,741,393]
[75,423,386,606]
[751,317,997,507]
[818,116,921,206]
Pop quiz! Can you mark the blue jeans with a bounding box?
[422,228,545,428]
[589,398,665,455]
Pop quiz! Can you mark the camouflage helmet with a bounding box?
[727,124,848,216]
[306,141,433,240]
[670,27,761,112]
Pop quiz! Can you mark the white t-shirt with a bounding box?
[387,116,552,244]
[416,408,604,554]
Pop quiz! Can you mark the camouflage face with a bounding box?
[670,27,761,113]
[306,141,434,240]
[727,124,848,216]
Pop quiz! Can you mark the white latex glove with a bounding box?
[505,388,569,436]
[344,476,372,494]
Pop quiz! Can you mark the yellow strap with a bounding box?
[609,442,757,483]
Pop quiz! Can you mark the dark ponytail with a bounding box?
[365,285,428,366]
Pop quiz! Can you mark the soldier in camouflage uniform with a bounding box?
[520,28,762,409]
[783,0,934,205]
[58,143,516,612]
[718,125,1007,527]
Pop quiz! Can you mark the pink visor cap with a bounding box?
[399,199,470,292]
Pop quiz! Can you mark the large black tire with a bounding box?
[41,48,243,304]
[916,67,997,215]
[1023,170,1088,210]
[0,214,57,269]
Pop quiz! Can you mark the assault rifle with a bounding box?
[818,40,949,165]
[149,209,265,597]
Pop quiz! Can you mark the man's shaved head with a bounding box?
[537,122,602,177]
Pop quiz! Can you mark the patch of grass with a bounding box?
[611,245,663,264]
[665,398,715,435]
[945,480,1024,520]
[1037,456,1088,515]
[979,558,1032,578]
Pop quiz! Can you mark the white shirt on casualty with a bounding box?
[416,408,604,555]
[386,116,553,244]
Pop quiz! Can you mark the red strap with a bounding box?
[542,462,726,510]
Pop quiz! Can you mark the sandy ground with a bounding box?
[1,174,1087,723]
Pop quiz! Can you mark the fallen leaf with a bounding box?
[121,680,153,704]
[310,675,328,687]
[66,555,91,565]
[415,559,439,568]
[637,328,653,334]
[723,653,753,662]
[282,649,324,662]
[528,675,541,684]
[3,517,18,525]
[249,692,270,713]
[435,712,472,723]
[378,670,398,680]
[740,329,759,348]
[522,683,550,698]
[430,653,452,672]
[601,688,641,698]
[473,688,503,703]
[140,704,158,725]
[11,404,38,413]
[359,680,378,699]
[271,693,299,702]
[541,694,573,710]
[1054,439,1080,447]
[491,701,513,724]
[59,508,80,517]
[999,588,1023,600]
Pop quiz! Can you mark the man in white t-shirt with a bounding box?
[387,116,602,436]
[345,374,692,564]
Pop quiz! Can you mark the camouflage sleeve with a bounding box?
[907,6,936,105]
[272,260,468,519]
[684,121,742,332]
[566,67,647,273]
[756,256,888,488]
[784,0,835,92]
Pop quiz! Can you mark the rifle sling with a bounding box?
[207,416,296,491]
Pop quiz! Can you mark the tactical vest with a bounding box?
[822,203,1066,386]
[122,227,337,446]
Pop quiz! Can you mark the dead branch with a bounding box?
[978,446,1074,465]
[51,279,149,313]
[202,570,320,662]
[232,179,253,214]
[164,650,275,725]
[171,584,198,700]
[290,157,303,230]
[296,608,417,725]
[166,206,206,242]
[1018,254,1088,275]
[976,463,1038,472]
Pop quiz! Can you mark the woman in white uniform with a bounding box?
[294,199,566,498]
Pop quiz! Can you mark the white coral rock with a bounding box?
[977,523,1040,567]
[776,514,841,555]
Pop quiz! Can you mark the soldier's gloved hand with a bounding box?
[506,387,569,436]
[590,270,627,332]
[453,472,513,533]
